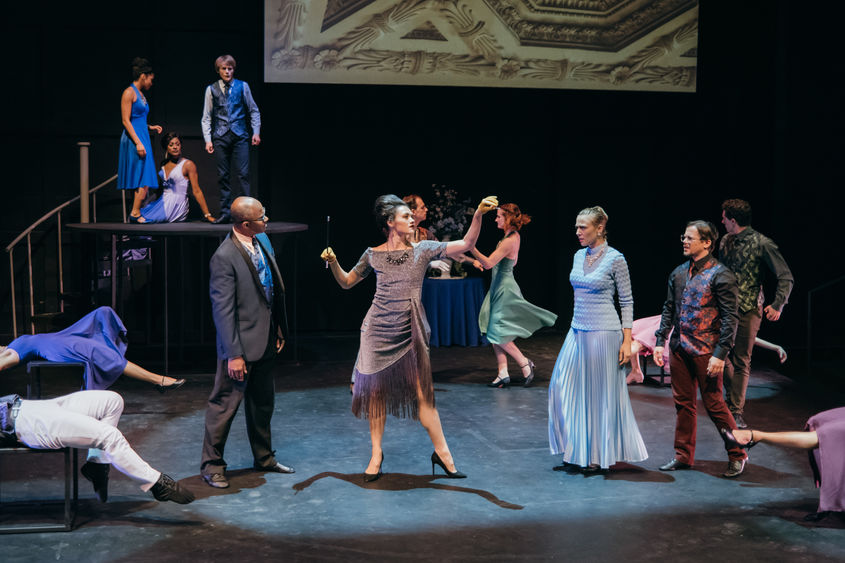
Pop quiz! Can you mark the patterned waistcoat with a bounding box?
[679,259,722,356]
[210,79,248,139]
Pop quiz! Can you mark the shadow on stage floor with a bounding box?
[1,332,843,561]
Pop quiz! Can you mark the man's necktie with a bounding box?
[251,238,273,303]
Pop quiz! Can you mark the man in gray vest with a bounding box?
[201,54,261,224]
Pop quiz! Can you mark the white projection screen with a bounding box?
[264,0,698,92]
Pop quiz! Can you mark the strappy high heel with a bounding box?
[521,360,536,387]
[363,453,384,482]
[720,428,758,450]
[431,451,466,479]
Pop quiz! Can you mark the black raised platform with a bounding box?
[67,221,308,236]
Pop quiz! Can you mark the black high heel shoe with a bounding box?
[363,453,384,482]
[720,427,758,450]
[156,377,186,394]
[431,451,466,479]
[487,376,510,388]
[521,360,536,387]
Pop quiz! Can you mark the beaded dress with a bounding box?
[351,240,448,419]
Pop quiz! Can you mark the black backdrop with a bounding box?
[1,1,841,376]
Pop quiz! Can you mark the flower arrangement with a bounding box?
[427,185,473,242]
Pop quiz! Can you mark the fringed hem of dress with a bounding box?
[351,308,435,420]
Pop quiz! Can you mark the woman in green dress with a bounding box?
[471,204,557,388]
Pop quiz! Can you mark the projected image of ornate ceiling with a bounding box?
[264,0,698,91]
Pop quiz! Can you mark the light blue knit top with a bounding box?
[569,244,633,331]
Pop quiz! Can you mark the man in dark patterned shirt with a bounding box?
[654,221,747,478]
[720,199,794,429]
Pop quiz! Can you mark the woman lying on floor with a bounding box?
[0,306,184,392]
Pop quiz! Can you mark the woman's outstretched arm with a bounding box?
[321,247,364,289]
[445,196,498,258]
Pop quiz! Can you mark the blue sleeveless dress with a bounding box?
[6,307,129,390]
[117,84,158,190]
[478,257,557,344]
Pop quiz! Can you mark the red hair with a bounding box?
[499,203,531,231]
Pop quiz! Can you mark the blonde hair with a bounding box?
[577,206,609,239]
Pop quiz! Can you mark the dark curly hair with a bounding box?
[373,194,409,236]
[131,57,153,80]
[721,199,752,226]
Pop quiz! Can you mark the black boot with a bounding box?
[150,473,195,504]
[81,461,110,503]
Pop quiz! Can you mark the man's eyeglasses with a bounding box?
[680,235,701,242]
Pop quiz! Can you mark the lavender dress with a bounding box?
[351,240,448,420]
[806,407,845,513]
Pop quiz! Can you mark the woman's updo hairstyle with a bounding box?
[373,194,408,235]
[577,206,609,240]
[131,57,153,80]
[499,203,531,231]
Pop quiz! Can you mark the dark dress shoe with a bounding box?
[659,458,692,471]
[202,472,230,488]
[723,458,747,478]
[213,215,231,224]
[733,413,748,429]
[151,474,195,504]
[255,462,295,474]
[81,461,110,502]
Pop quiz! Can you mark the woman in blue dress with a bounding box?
[470,203,557,388]
[0,307,184,392]
[136,132,216,223]
[118,57,162,222]
[548,206,647,472]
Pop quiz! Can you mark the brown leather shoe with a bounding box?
[202,472,230,488]
[723,458,747,478]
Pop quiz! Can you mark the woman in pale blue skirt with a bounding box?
[548,206,647,472]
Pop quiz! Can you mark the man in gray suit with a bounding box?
[201,196,293,488]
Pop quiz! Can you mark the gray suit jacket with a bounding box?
[209,231,287,362]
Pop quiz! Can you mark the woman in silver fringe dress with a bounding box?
[321,194,498,482]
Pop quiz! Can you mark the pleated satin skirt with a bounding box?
[548,328,648,468]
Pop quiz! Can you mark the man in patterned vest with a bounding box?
[719,199,793,429]
[654,221,747,478]
[201,54,262,224]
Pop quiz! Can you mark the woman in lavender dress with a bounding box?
[721,409,845,519]
[548,206,647,472]
[321,194,498,481]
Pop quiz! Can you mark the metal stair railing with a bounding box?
[4,142,116,338]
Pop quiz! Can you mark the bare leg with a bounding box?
[626,341,644,384]
[129,187,148,218]
[491,344,509,383]
[497,341,530,376]
[123,361,180,387]
[418,386,458,472]
[366,416,386,474]
[734,429,819,450]
[0,347,21,371]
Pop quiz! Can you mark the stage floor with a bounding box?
[1,332,844,561]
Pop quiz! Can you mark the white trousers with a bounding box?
[15,390,160,490]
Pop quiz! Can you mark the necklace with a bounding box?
[584,245,606,267]
[384,243,410,265]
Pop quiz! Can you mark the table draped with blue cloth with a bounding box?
[421,276,488,347]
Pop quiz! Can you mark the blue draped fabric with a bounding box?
[421,277,488,347]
